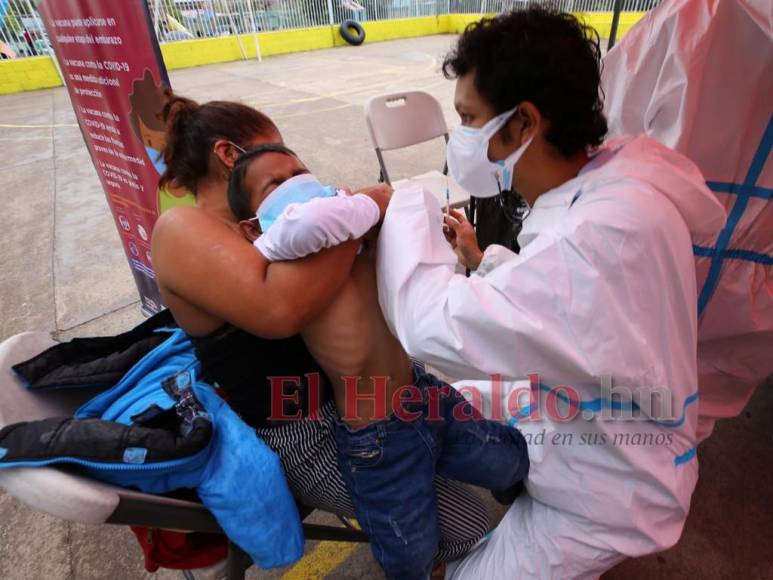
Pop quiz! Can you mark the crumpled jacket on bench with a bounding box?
[0,325,304,570]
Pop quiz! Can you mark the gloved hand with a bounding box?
[444,208,483,270]
[351,184,393,220]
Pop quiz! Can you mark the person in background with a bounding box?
[23,30,36,56]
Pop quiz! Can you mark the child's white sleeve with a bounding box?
[254,193,380,261]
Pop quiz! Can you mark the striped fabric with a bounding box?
[256,401,490,562]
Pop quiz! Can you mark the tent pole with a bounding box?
[607,0,623,50]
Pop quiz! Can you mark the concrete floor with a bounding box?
[1,35,771,579]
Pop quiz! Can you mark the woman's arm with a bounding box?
[152,207,358,338]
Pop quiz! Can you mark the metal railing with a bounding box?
[0,0,48,58]
[0,0,659,60]
[148,0,659,37]
[478,0,659,12]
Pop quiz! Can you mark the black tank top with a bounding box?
[190,324,331,428]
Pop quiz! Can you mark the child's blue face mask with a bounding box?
[255,173,337,232]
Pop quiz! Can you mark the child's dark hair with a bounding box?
[160,91,279,193]
[442,6,607,157]
[228,143,298,221]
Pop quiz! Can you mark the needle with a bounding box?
[446,174,450,215]
[443,174,451,233]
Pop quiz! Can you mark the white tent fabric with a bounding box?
[602,0,773,442]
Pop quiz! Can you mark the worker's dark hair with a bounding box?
[160,90,279,193]
[442,6,607,157]
[227,143,298,221]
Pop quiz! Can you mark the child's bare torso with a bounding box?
[301,242,415,426]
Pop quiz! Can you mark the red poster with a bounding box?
[37,0,179,314]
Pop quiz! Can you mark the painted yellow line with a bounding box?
[273,102,356,120]
[244,55,438,108]
[250,72,434,110]
[310,52,439,72]
[239,71,396,106]
[250,77,411,108]
[0,123,77,128]
[305,54,408,66]
[238,52,436,102]
[239,65,398,106]
[281,540,362,580]
[303,55,408,74]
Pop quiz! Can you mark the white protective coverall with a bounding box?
[601,0,773,442]
[376,135,726,578]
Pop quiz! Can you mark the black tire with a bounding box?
[340,20,366,46]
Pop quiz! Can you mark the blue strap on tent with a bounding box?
[694,244,773,266]
[696,115,773,316]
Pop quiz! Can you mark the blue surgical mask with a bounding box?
[145,145,167,175]
[256,173,337,232]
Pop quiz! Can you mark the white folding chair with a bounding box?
[364,91,469,209]
[0,332,367,579]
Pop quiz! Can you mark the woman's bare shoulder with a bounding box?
[153,206,235,248]
[152,206,245,274]
[154,205,219,235]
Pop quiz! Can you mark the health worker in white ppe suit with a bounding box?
[375,8,728,579]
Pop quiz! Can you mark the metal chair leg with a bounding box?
[224,541,251,580]
[375,148,391,185]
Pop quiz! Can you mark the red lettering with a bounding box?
[545,385,581,422]
[268,376,302,421]
[426,384,451,421]
[392,385,423,421]
[452,386,482,422]
[305,372,321,421]
[490,374,503,422]
[507,373,543,422]
[342,376,388,422]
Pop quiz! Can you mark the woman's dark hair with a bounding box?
[159,91,279,193]
[228,143,298,221]
[442,6,607,157]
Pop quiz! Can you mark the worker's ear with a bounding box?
[238,219,261,243]
[513,101,541,145]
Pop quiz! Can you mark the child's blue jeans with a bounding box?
[334,367,529,580]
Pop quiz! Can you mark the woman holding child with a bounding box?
[150,93,498,576]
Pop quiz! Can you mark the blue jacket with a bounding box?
[1,328,304,569]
